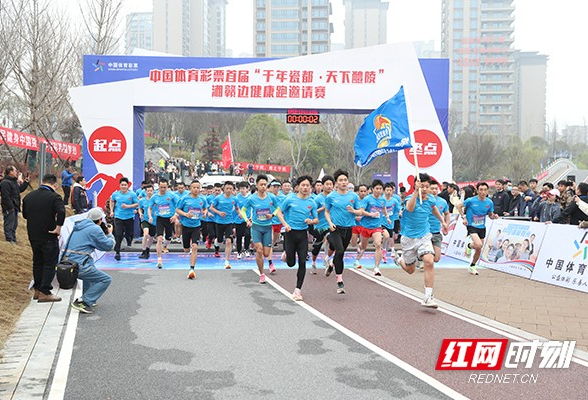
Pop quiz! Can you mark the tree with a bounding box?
[236,114,288,163]
[303,128,336,176]
[201,127,221,162]
[79,0,122,55]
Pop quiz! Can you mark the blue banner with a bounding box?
[354,86,412,167]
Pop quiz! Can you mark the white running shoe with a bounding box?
[237,252,242,260]
[469,265,479,275]
[422,296,438,309]
[292,288,303,301]
[373,267,382,276]
[187,269,195,279]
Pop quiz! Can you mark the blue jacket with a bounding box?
[63,219,114,269]
[61,170,75,187]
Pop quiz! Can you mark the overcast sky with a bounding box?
[122,0,587,127]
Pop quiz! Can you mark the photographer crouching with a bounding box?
[64,207,115,314]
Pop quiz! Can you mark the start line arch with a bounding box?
[69,43,450,208]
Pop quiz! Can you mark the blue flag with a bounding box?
[354,86,412,167]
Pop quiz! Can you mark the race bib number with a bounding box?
[188,207,201,219]
[256,208,271,221]
[472,215,485,227]
[158,204,170,215]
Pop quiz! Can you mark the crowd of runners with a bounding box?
[103,169,506,310]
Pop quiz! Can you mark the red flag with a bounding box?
[221,133,233,169]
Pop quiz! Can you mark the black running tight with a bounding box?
[284,229,309,289]
[327,227,352,275]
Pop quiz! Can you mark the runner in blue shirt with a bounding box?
[381,183,402,264]
[204,184,222,255]
[172,182,189,244]
[309,175,334,273]
[147,179,178,269]
[324,169,363,295]
[209,181,239,269]
[352,180,391,276]
[110,177,139,261]
[427,180,451,267]
[276,175,318,301]
[241,174,279,284]
[234,182,252,259]
[351,184,369,254]
[137,184,155,260]
[175,180,209,279]
[395,174,449,309]
[268,180,284,273]
[456,181,498,275]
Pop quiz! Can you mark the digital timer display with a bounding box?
[286,114,320,124]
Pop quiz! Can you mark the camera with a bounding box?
[100,222,111,235]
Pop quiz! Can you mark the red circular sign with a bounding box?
[88,126,127,165]
[404,129,442,168]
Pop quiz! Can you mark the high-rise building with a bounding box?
[343,0,388,49]
[254,0,332,58]
[153,0,227,57]
[441,0,516,135]
[515,51,548,143]
[125,12,153,54]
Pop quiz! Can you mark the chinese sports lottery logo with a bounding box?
[373,115,392,148]
[88,126,127,165]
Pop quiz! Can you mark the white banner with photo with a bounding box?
[444,216,494,263]
[531,224,588,293]
[478,218,548,278]
[441,214,459,255]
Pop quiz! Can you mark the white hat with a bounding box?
[548,189,560,197]
[87,207,106,221]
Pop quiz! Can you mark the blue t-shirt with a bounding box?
[400,195,437,238]
[280,195,318,231]
[139,197,152,223]
[392,194,402,221]
[111,190,140,220]
[211,194,237,224]
[203,193,216,222]
[463,196,494,228]
[271,193,286,225]
[361,194,387,229]
[382,196,401,229]
[149,192,178,218]
[325,191,360,228]
[234,193,249,223]
[429,195,449,233]
[177,195,209,228]
[314,193,329,230]
[173,190,189,202]
[356,197,367,227]
[243,193,279,226]
[136,188,146,199]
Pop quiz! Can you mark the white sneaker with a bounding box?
[237,252,242,260]
[373,267,381,276]
[292,288,303,301]
[416,261,424,271]
[422,296,438,309]
[469,265,479,275]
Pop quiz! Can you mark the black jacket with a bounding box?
[554,196,588,225]
[72,184,88,214]
[491,190,510,216]
[22,185,66,241]
[0,175,29,212]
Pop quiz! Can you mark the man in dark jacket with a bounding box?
[0,165,30,243]
[554,182,588,225]
[72,176,89,214]
[22,174,66,302]
[491,179,510,216]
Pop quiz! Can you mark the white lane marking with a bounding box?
[349,268,588,368]
[255,269,470,400]
[47,286,81,400]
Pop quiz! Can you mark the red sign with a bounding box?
[0,126,81,160]
[404,129,442,168]
[436,339,509,370]
[88,126,127,165]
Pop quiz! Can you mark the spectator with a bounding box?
[72,176,89,214]
[247,163,254,178]
[537,189,562,223]
[61,165,75,206]
[491,179,510,216]
[557,180,575,211]
[66,207,115,314]
[528,178,539,195]
[0,165,30,243]
[554,182,588,225]
[518,180,536,213]
[507,186,525,216]
[448,184,460,214]
[22,174,65,302]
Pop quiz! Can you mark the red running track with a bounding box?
[268,268,588,400]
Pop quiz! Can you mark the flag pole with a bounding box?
[413,145,422,204]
